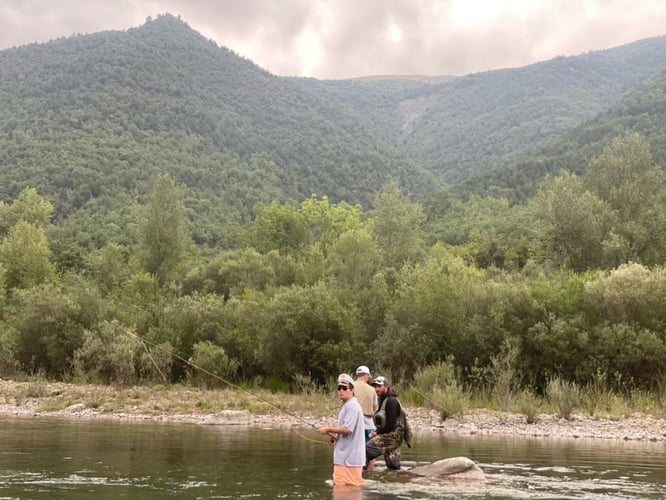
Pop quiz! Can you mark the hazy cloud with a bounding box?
[1,0,664,78]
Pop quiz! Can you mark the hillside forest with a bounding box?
[1,132,665,402]
[1,15,666,408]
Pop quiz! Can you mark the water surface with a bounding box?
[0,417,664,499]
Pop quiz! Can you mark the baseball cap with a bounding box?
[356,365,370,375]
[370,376,388,386]
[337,373,354,387]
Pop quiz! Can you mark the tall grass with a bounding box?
[489,342,520,412]
[3,374,666,422]
[413,357,468,419]
[546,377,581,420]
[515,388,540,423]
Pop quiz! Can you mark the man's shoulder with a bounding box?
[356,381,374,393]
[386,394,401,407]
[347,397,363,412]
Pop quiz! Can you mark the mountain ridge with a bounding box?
[1,13,665,249]
[0,14,436,247]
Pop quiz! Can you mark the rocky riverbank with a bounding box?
[1,380,665,443]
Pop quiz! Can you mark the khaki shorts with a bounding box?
[333,464,364,486]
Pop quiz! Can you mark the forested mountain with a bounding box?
[287,75,455,146]
[294,35,666,183]
[455,68,666,203]
[1,13,666,249]
[1,15,666,398]
[0,14,435,248]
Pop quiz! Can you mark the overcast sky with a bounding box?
[1,0,665,79]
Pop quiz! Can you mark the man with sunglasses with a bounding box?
[318,373,366,487]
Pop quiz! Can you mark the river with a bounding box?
[0,417,664,499]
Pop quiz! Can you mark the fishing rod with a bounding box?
[125,330,336,445]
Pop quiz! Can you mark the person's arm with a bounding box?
[318,424,351,435]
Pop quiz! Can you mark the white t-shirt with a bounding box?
[333,397,366,467]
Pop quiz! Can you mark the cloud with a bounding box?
[0,0,664,78]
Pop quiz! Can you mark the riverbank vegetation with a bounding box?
[0,133,665,420]
[2,372,664,425]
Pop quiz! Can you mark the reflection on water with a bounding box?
[0,417,664,499]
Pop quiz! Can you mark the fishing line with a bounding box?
[125,330,335,445]
[404,380,454,418]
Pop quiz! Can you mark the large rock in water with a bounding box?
[401,456,485,482]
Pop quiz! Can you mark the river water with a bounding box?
[0,417,664,499]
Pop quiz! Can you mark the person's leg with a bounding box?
[333,465,364,486]
[380,431,403,469]
[384,445,401,470]
[365,439,383,468]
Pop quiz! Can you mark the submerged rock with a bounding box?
[401,456,485,482]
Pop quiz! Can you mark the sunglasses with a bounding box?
[337,385,351,391]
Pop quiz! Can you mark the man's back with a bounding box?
[354,380,375,417]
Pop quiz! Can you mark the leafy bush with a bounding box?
[432,383,468,420]
[187,341,239,389]
[134,341,174,384]
[73,321,138,385]
[0,325,19,377]
[415,358,467,419]
[259,375,291,393]
[414,357,457,392]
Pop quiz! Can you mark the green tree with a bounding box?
[368,181,426,270]
[584,133,666,265]
[582,263,666,331]
[188,340,240,388]
[258,282,362,383]
[0,188,53,236]
[249,201,307,253]
[86,243,133,294]
[73,320,141,384]
[299,195,363,250]
[6,284,84,376]
[378,246,484,373]
[198,248,277,299]
[532,171,614,271]
[138,175,190,287]
[326,228,383,290]
[0,221,55,290]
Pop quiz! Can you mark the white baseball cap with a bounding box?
[337,373,354,386]
[356,365,370,375]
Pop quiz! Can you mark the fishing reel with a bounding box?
[328,433,337,446]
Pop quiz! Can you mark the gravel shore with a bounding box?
[1,380,665,443]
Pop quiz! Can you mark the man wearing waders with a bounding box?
[365,376,404,470]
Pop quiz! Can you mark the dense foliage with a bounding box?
[0,14,436,249]
[1,15,666,400]
[296,36,666,183]
[1,134,665,397]
[454,68,666,204]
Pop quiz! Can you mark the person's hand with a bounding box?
[318,426,329,435]
[369,431,377,438]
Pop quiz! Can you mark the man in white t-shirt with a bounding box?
[318,373,366,487]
